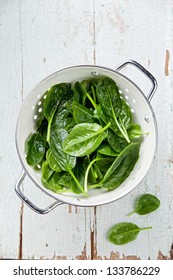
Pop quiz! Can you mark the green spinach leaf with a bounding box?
[128,194,160,216]
[46,149,62,172]
[72,101,95,123]
[63,122,110,157]
[42,161,54,181]
[96,78,130,142]
[50,128,76,171]
[26,133,46,166]
[97,142,119,157]
[100,142,140,190]
[44,83,71,142]
[107,129,128,153]
[108,222,152,245]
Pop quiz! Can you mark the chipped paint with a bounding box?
[76,243,88,260]
[165,50,170,76]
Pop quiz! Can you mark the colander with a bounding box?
[15,60,158,214]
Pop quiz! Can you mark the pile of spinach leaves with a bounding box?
[26,77,144,196]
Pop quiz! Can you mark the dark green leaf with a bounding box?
[50,128,76,171]
[44,83,71,141]
[26,133,46,166]
[46,149,62,172]
[108,222,152,245]
[72,101,95,123]
[41,161,54,181]
[97,142,119,156]
[101,142,140,190]
[63,122,110,157]
[128,194,160,216]
[127,124,145,139]
[107,129,128,153]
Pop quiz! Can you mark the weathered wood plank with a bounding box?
[0,0,22,258]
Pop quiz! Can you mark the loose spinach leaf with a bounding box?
[44,83,71,142]
[100,142,140,190]
[128,194,160,216]
[26,133,46,166]
[118,98,132,129]
[72,101,95,123]
[63,122,110,157]
[108,222,152,245]
[50,128,76,171]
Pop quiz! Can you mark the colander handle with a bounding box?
[116,60,157,101]
[15,170,64,214]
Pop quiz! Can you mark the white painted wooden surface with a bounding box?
[0,0,173,259]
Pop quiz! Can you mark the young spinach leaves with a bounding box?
[25,76,145,196]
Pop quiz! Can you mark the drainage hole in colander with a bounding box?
[73,198,80,202]
[125,88,129,93]
[119,89,123,94]
[125,95,129,100]
[32,105,35,110]
[38,108,43,113]
[91,71,100,76]
[34,115,37,120]
[132,98,136,103]
[144,115,150,123]
[43,94,47,99]
[131,108,135,113]
[38,101,42,106]
[37,94,41,99]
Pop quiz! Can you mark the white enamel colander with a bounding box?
[15,60,158,214]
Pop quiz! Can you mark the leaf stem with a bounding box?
[84,158,101,193]
[127,210,136,217]
[68,169,87,196]
[86,92,97,109]
[140,226,152,231]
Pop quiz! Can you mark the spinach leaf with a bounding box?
[42,161,54,181]
[107,129,128,153]
[96,78,130,142]
[26,133,46,166]
[108,222,152,245]
[95,153,116,172]
[118,98,132,129]
[42,173,68,193]
[101,142,140,190]
[46,149,62,172]
[71,165,85,194]
[128,194,160,216]
[97,142,119,157]
[50,128,76,171]
[127,124,146,139]
[73,81,86,105]
[44,83,71,142]
[63,122,110,157]
[72,101,95,123]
